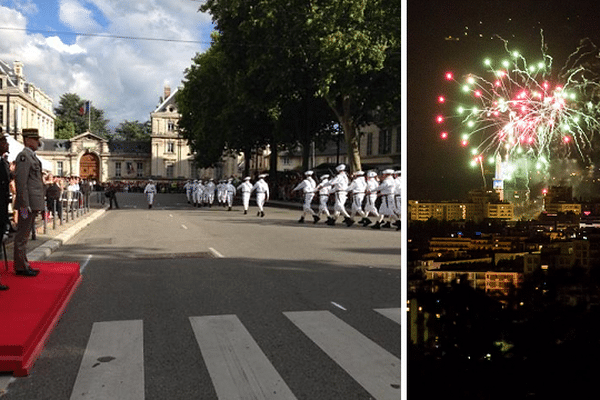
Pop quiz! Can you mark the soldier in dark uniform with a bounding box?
[13,128,45,277]
[0,130,10,289]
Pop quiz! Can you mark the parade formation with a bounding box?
[178,164,400,230]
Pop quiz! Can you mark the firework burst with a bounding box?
[437,35,600,184]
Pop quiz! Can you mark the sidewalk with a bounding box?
[3,202,107,265]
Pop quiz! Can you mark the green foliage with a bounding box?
[53,93,110,138]
[111,120,151,141]
[197,0,400,172]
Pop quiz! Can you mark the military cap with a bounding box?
[320,174,329,180]
[336,164,346,172]
[22,128,41,139]
[304,170,314,176]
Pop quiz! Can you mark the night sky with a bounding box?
[408,0,600,201]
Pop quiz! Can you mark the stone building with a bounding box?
[0,60,55,139]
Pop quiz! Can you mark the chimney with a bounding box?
[13,61,23,78]
[164,84,171,100]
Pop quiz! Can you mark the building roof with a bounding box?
[109,141,151,154]
[0,60,18,87]
[41,139,71,152]
[153,87,179,114]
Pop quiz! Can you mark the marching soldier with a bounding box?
[292,170,318,223]
[252,173,269,217]
[314,174,331,222]
[237,176,253,214]
[143,179,157,209]
[346,170,367,227]
[393,170,401,230]
[184,180,193,203]
[371,169,398,230]
[13,128,45,277]
[205,178,216,207]
[225,178,236,211]
[325,164,352,226]
[362,171,380,226]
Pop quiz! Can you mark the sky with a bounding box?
[0,0,213,127]
[408,0,600,202]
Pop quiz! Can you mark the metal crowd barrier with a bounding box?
[40,191,90,234]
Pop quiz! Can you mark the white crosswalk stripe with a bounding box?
[189,314,297,400]
[375,307,402,325]
[284,310,401,400]
[69,309,400,399]
[70,320,144,400]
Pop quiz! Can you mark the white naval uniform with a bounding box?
[184,181,193,203]
[143,183,157,207]
[237,180,253,211]
[292,178,316,217]
[206,180,216,206]
[394,175,401,218]
[364,177,380,217]
[375,176,397,221]
[347,176,367,219]
[326,171,350,219]
[225,181,236,208]
[315,179,331,217]
[252,178,269,214]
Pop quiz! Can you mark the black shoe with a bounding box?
[15,268,40,277]
[326,217,335,226]
[313,216,320,224]
[371,222,381,230]
[345,218,355,227]
[382,222,392,229]
[260,211,265,217]
[0,284,8,290]
[244,210,247,215]
[257,211,261,216]
[228,207,232,211]
[298,217,305,223]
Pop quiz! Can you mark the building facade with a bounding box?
[0,60,55,139]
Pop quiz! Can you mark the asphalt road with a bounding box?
[1,193,401,400]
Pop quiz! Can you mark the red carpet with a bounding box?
[0,261,81,376]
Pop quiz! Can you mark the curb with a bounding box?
[27,208,107,261]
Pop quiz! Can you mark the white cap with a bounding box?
[382,169,394,175]
[244,176,251,180]
[394,170,401,175]
[336,164,346,172]
[258,173,268,178]
[353,170,364,176]
[367,171,377,178]
[320,174,329,180]
[305,170,313,176]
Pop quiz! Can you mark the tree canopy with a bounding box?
[179,0,400,172]
[54,93,110,139]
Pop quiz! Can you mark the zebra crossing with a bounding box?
[69,308,401,400]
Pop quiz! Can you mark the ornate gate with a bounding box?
[79,153,99,180]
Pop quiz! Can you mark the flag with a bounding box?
[79,101,90,116]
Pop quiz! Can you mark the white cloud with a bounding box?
[45,36,86,54]
[0,1,214,127]
[11,0,38,15]
[59,0,103,32]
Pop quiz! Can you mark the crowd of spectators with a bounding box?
[5,167,94,231]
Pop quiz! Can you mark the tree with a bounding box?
[111,120,151,141]
[54,93,110,138]
[200,0,401,172]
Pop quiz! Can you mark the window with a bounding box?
[115,162,121,177]
[166,164,174,178]
[282,155,291,165]
[57,161,63,176]
[168,121,175,131]
[137,162,143,177]
[378,129,392,154]
[167,142,174,153]
[366,132,373,156]
[126,162,134,175]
